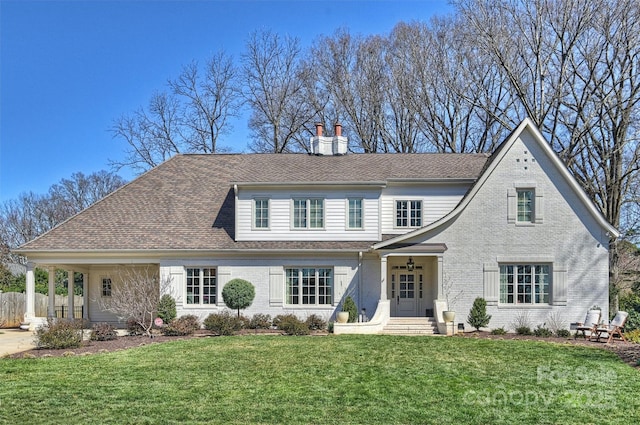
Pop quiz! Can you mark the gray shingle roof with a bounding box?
[16,153,489,252]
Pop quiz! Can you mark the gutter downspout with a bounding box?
[358,251,363,321]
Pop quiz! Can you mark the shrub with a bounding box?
[625,329,640,344]
[305,314,327,331]
[249,313,272,329]
[620,293,640,331]
[467,297,491,331]
[162,315,200,336]
[342,296,358,323]
[555,329,571,338]
[222,279,255,316]
[127,318,145,336]
[515,326,533,336]
[511,311,531,333]
[273,314,297,329]
[203,311,242,336]
[90,322,118,341]
[277,315,310,336]
[157,294,177,325]
[546,311,566,335]
[35,319,83,349]
[328,321,334,333]
[533,325,553,337]
[239,315,251,330]
[490,327,507,335]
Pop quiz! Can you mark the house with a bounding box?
[15,119,618,334]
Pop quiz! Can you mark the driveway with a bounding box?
[0,328,36,357]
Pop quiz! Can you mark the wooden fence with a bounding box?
[0,292,84,328]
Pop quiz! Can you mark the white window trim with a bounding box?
[346,197,364,231]
[290,197,325,230]
[184,267,218,307]
[393,198,423,229]
[284,266,334,307]
[497,263,552,306]
[252,197,270,230]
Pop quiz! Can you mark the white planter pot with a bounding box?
[336,312,349,323]
[443,311,456,323]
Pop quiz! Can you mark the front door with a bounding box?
[391,272,417,316]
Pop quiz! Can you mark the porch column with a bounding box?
[380,256,388,300]
[82,273,89,320]
[24,262,36,323]
[437,256,444,300]
[48,266,56,319]
[67,270,74,319]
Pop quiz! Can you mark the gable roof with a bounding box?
[15,153,489,254]
[373,118,619,249]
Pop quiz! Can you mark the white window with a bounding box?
[101,277,112,297]
[517,190,534,223]
[286,267,333,305]
[347,198,363,229]
[254,198,269,229]
[396,200,422,227]
[293,198,324,229]
[186,267,217,305]
[499,264,550,304]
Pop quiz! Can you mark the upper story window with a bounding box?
[254,198,269,229]
[293,198,324,229]
[499,264,549,304]
[285,267,333,305]
[396,200,422,228]
[517,190,534,223]
[347,198,363,229]
[186,267,217,305]
[101,277,112,297]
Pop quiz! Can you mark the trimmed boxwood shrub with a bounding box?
[90,322,118,341]
[342,296,358,323]
[305,314,327,331]
[515,326,533,335]
[249,313,272,329]
[35,318,83,349]
[555,329,571,338]
[276,314,310,336]
[203,311,242,336]
[533,325,553,337]
[157,294,177,325]
[490,327,507,335]
[162,315,200,336]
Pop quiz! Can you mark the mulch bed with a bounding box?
[7,330,640,370]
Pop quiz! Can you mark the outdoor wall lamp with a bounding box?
[407,257,415,271]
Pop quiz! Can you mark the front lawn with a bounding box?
[1,335,638,424]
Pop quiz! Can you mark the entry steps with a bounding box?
[381,317,439,335]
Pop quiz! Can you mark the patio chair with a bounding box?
[574,309,601,339]
[593,311,629,344]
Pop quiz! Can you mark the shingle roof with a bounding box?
[16,153,489,252]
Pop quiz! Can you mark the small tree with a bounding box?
[96,267,172,337]
[467,297,491,331]
[157,294,177,324]
[222,279,255,317]
[342,296,358,323]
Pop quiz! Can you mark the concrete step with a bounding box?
[381,317,439,335]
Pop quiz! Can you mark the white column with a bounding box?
[437,256,444,300]
[380,256,388,300]
[48,267,56,319]
[24,262,36,323]
[67,270,74,319]
[82,273,89,320]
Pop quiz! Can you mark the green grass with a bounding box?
[1,335,638,424]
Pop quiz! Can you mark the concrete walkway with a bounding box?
[0,328,36,357]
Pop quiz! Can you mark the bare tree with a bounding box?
[242,29,315,153]
[96,266,172,337]
[169,52,241,154]
[111,50,241,171]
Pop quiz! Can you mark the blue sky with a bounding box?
[0,0,452,203]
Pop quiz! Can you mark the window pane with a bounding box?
[102,278,112,297]
[302,268,316,304]
[410,201,422,227]
[202,268,216,304]
[293,199,307,228]
[348,198,362,229]
[255,199,269,228]
[286,268,299,304]
[517,190,534,222]
[396,201,408,227]
[186,268,200,304]
[318,268,332,305]
[309,199,323,228]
